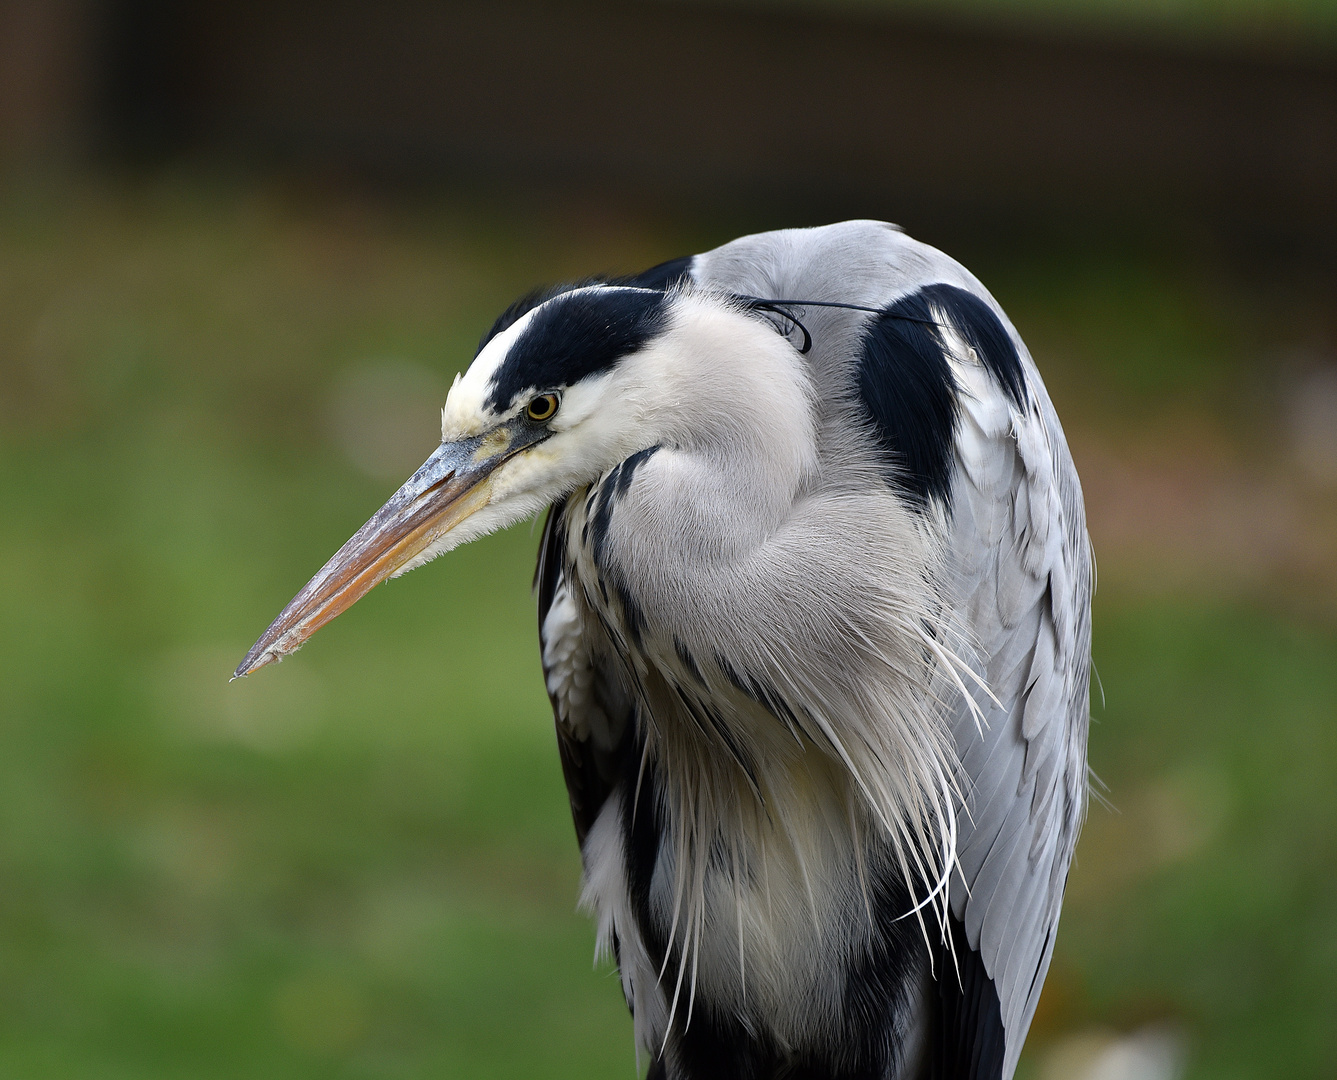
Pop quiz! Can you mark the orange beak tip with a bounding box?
[232,641,288,681]
[231,435,511,685]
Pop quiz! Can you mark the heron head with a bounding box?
[236,282,795,678]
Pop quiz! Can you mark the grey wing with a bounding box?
[944,347,1092,1080]
[536,501,633,847]
[691,222,1091,1075]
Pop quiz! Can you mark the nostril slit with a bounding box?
[422,470,457,499]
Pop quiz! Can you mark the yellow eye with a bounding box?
[525,393,560,423]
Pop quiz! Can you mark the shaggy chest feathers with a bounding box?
[542,469,948,1075]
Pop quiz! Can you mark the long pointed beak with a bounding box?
[234,428,525,678]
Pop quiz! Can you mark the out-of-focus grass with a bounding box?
[1032,600,1337,1078]
[1,172,1334,1078]
[0,174,655,1079]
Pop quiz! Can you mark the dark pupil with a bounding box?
[529,396,553,418]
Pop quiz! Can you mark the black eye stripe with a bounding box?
[483,287,670,414]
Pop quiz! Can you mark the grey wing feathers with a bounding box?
[946,350,1092,1080]
[694,221,1090,1077]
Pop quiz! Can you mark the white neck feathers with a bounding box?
[609,295,820,559]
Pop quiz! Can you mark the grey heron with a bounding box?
[235,221,1091,1080]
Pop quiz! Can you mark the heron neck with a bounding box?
[619,302,820,561]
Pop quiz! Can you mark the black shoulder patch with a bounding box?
[483,287,670,413]
[857,292,961,509]
[930,914,1007,1080]
[856,283,1025,510]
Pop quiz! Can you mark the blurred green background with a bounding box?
[2,2,1337,1078]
